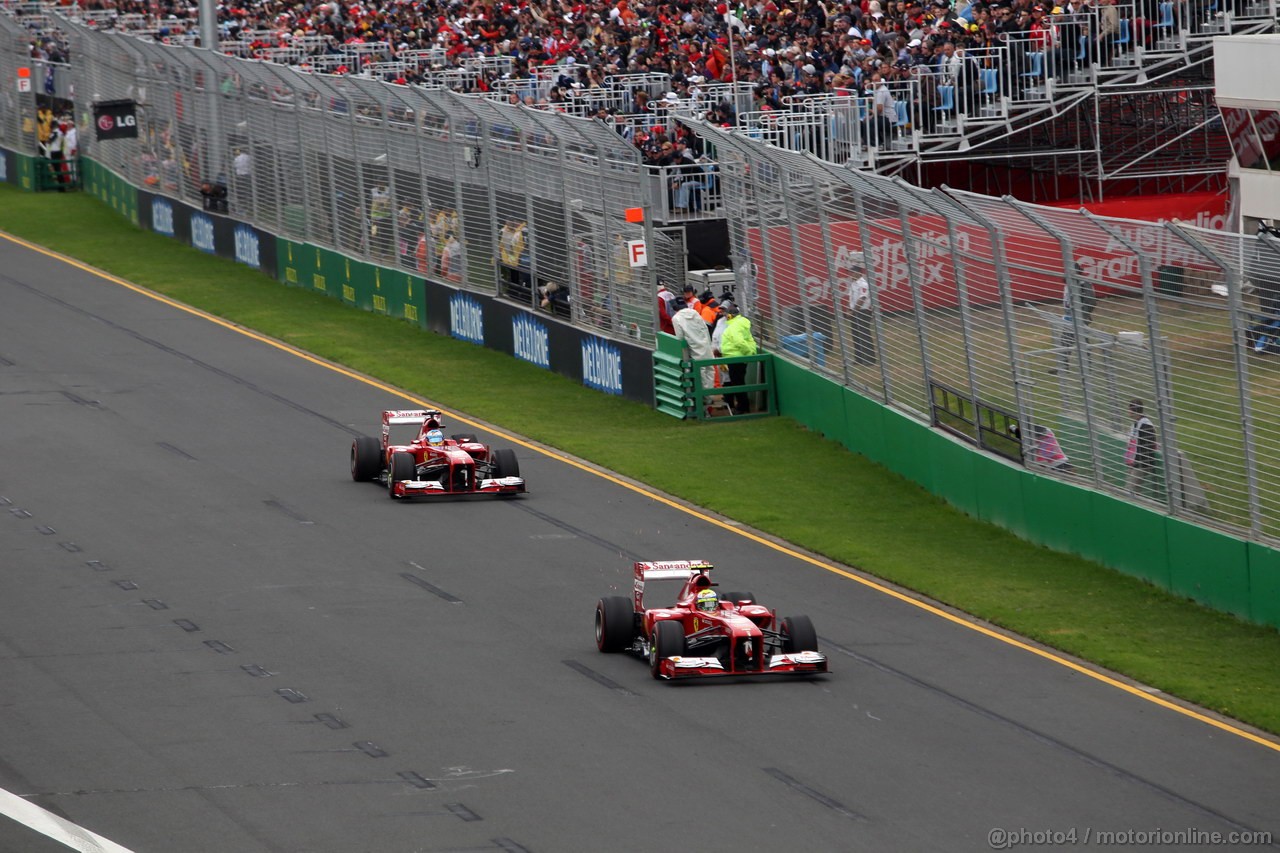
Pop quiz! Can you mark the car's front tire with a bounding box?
[492,448,520,479]
[388,451,416,499]
[649,619,686,679]
[596,596,633,653]
[781,615,818,653]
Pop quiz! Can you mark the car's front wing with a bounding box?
[655,651,828,680]
[392,477,526,498]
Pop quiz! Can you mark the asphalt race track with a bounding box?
[1,235,1278,853]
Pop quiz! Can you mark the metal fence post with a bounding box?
[1086,213,1179,513]
[1020,202,1107,489]
[1168,221,1260,531]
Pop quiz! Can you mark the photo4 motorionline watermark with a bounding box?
[989,827,1273,849]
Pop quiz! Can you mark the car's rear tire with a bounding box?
[721,590,758,606]
[451,433,477,443]
[649,619,686,679]
[492,448,520,479]
[351,436,381,481]
[781,615,818,653]
[595,596,633,653]
[388,451,416,499]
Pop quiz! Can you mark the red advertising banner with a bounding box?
[1045,190,1230,230]
[746,192,1229,313]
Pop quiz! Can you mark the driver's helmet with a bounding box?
[425,428,444,447]
[695,589,719,613]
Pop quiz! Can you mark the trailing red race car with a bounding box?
[595,560,828,680]
[350,409,526,500]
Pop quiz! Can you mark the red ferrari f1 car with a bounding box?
[350,409,525,499]
[595,560,828,680]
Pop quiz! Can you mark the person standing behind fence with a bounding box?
[719,301,758,415]
[1052,262,1098,374]
[847,252,877,365]
[369,185,392,258]
[672,290,717,394]
[37,105,54,156]
[1125,398,1158,498]
[657,280,677,335]
[232,148,251,208]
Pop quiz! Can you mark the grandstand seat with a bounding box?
[1152,0,1177,47]
[1021,51,1044,81]
[981,67,998,96]
[1112,18,1138,64]
[891,100,911,147]
[978,68,1004,116]
[934,84,956,117]
[1019,51,1046,98]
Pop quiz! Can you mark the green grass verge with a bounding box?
[5,186,1280,737]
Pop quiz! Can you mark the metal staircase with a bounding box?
[887,6,1276,196]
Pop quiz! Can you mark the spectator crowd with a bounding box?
[56,0,1185,152]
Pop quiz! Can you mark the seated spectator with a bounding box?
[539,281,570,315]
[200,180,228,213]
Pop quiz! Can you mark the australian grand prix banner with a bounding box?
[745,191,1230,313]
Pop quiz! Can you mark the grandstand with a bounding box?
[7,0,1274,207]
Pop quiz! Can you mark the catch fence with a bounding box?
[696,119,1280,542]
[0,9,681,346]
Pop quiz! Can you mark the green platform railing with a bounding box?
[654,332,777,421]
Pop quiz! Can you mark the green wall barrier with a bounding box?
[81,160,139,225]
[1166,519,1250,619]
[277,239,426,328]
[773,360,1280,629]
[773,359,847,442]
[12,151,35,191]
[1247,543,1280,626]
[972,456,1028,538]
[1088,491,1170,587]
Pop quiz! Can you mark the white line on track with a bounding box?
[0,788,135,852]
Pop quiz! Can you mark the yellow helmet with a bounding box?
[695,589,719,613]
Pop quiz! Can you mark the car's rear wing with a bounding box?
[634,560,713,582]
[382,409,441,427]
[632,560,713,611]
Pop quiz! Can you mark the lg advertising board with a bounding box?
[92,100,138,141]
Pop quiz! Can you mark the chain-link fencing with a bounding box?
[0,9,680,347]
[695,118,1280,542]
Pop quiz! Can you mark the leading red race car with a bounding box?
[350,409,526,499]
[595,560,828,680]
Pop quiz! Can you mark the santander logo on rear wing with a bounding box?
[383,409,441,426]
[634,560,713,581]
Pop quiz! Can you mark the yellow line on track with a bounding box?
[8,230,1279,755]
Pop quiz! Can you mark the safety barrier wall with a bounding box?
[7,144,659,404]
[771,356,1280,629]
